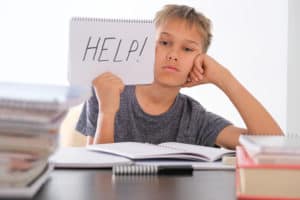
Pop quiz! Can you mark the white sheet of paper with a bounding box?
[68,17,155,86]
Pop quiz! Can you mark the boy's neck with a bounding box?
[135,83,180,115]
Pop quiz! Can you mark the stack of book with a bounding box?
[0,82,90,198]
[236,135,300,200]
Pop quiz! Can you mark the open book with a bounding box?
[87,142,235,162]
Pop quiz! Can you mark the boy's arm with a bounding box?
[185,54,283,149]
[87,136,94,145]
[87,72,124,144]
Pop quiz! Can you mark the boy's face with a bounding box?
[154,18,203,87]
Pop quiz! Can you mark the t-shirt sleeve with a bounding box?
[195,110,232,146]
[75,88,99,137]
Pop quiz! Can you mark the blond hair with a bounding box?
[154,4,212,52]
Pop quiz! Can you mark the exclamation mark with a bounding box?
[137,37,148,62]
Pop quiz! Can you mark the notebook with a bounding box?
[68,17,155,86]
[87,142,235,162]
[49,147,132,168]
[239,135,300,164]
[0,82,91,111]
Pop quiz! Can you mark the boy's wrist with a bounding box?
[94,131,114,144]
[94,112,116,144]
[98,110,117,120]
[99,105,119,115]
[214,68,235,90]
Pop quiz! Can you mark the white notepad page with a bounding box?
[68,17,155,86]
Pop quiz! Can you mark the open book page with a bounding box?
[87,142,182,160]
[87,142,235,162]
[49,147,132,168]
[159,142,235,162]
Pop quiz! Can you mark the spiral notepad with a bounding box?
[68,17,155,86]
[113,165,193,176]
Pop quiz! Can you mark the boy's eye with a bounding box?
[159,40,169,46]
[183,47,194,52]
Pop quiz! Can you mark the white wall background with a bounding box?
[0,0,287,131]
[287,0,300,135]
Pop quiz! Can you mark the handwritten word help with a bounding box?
[82,36,149,63]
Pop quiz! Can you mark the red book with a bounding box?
[236,146,300,200]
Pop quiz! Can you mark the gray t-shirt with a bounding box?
[76,86,232,146]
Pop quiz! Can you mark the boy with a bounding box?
[76,4,282,149]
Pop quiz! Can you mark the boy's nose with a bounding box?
[166,50,178,62]
[168,55,178,62]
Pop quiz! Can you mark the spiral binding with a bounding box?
[71,17,153,24]
[112,173,159,184]
[113,165,158,175]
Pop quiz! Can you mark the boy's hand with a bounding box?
[92,72,125,114]
[183,54,229,88]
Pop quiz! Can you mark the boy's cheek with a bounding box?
[184,63,194,74]
[179,69,191,81]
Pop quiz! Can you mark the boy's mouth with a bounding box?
[162,66,179,72]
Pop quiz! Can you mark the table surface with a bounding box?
[28,169,236,200]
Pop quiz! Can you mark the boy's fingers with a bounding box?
[190,71,199,82]
[194,65,202,74]
[194,54,205,74]
[186,76,192,82]
[192,68,203,80]
[183,76,192,86]
[183,81,194,88]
